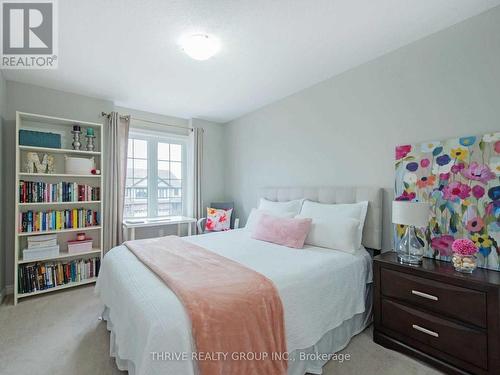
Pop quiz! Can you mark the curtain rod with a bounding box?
[101,112,194,132]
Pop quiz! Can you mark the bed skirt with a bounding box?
[288,284,373,375]
[102,284,372,375]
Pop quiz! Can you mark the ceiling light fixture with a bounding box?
[181,34,220,61]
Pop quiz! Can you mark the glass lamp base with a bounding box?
[397,225,424,265]
[398,254,423,265]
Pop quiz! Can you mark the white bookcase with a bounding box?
[14,112,104,304]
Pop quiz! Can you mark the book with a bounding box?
[19,208,100,233]
[19,181,100,203]
[27,234,58,249]
[18,256,100,294]
[27,239,57,249]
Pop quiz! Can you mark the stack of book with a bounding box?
[18,257,101,294]
[19,181,100,203]
[23,234,59,261]
[19,208,100,233]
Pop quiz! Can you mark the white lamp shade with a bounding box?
[392,201,430,227]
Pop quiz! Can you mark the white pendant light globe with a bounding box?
[181,34,220,61]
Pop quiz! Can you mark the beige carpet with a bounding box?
[0,285,442,375]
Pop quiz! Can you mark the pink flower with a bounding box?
[461,162,496,184]
[420,158,430,168]
[431,235,455,256]
[465,217,484,232]
[451,163,465,174]
[439,172,450,181]
[451,238,478,256]
[472,185,485,199]
[205,218,215,231]
[396,145,412,160]
[443,181,471,201]
[495,141,500,154]
[395,190,416,201]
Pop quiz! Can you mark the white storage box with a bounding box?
[23,245,60,261]
[65,156,95,175]
[67,239,93,254]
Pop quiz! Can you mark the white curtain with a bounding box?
[103,112,130,251]
[189,127,204,230]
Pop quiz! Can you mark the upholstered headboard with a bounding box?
[259,186,383,250]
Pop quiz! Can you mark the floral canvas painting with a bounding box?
[395,132,500,270]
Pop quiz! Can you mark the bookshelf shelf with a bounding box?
[19,200,101,207]
[17,277,98,299]
[14,111,104,304]
[19,145,101,156]
[17,226,102,237]
[19,173,101,178]
[18,248,102,264]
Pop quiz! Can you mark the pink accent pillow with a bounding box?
[205,208,233,232]
[251,213,312,249]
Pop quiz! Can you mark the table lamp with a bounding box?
[392,201,431,265]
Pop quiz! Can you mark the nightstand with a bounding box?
[373,252,500,375]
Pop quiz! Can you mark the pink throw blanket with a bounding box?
[125,236,287,375]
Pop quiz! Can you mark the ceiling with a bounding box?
[3,0,500,123]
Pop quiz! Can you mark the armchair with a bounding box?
[197,202,240,234]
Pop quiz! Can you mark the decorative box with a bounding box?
[67,239,93,254]
[19,129,61,148]
[23,245,60,261]
[65,156,95,175]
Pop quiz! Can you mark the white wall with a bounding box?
[224,6,500,250]
[0,70,6,298]
[1,82,225,289]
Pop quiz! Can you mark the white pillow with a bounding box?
[258,198,304,216]
[245,208,295,231]
[297,200,369,253]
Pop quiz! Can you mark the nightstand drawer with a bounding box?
[381,268,487,327]
[381,299,487,369]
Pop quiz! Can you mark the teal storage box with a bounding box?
[19,130,61,148]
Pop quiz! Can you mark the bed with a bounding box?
[96,186,383,375]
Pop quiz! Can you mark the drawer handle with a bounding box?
[412,324,439,338]
[411,290,438,301]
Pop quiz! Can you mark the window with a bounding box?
[125,133,187,218]
[125,139,148,218]
[157,142,183,217]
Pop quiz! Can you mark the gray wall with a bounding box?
[2,81,114,291]
[115,108,227,210]
[224,6,500,250]
[0,71,6,297]
[2,82,225,289]
[190,118,226,209]
[114,108,226,240]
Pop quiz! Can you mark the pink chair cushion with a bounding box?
[251,213,312,249]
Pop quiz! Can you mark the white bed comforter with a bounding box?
[95,229,372,375]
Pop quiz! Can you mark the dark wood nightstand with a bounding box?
[373,252,500,375]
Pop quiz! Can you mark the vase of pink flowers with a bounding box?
[451,238,478,273]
